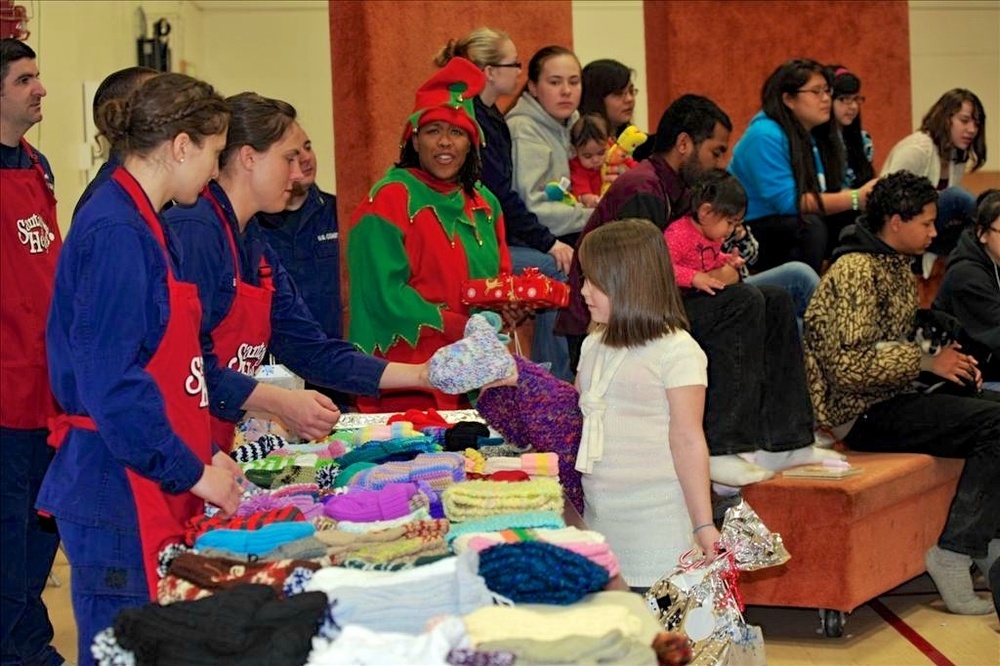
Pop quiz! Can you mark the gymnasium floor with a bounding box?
[43,549,999,665]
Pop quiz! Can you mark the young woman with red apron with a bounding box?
[47,168,212,597]
[202,187,273,452]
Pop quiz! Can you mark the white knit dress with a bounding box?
[577,330,708,587]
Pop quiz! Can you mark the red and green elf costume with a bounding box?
[346,57,511,412]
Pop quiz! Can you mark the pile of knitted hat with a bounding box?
[476,355,585,513]
[344,451,466,493]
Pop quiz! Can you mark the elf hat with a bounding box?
[401,57,486,148]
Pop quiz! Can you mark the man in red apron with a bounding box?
[0,38,66,666]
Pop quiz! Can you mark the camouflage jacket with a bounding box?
[803,226,921,427]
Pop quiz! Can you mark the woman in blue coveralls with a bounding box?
[39,74,245,663]
[164,92,495,452]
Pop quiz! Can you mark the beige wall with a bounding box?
[908,0,1000,165]
[19,0,999,234]
[572,0,649,133]
[23,1,201,232]
[197,0,334,193]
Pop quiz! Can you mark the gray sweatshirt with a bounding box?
[506,94,592,238]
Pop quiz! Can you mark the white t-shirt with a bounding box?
[577,330,708,587]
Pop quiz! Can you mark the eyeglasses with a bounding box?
[610,85,639,98]
[837,95,866,106]
[797,86,832,98]
[491,61,522,69]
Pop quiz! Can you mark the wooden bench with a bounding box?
[739,451,964,636]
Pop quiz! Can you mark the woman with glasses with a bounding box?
[935,190,1000,390]
[729,58,878,272]
[580,58,638,139]
[435,28,574,381]
[882,88,987,256]
[823,65,875,190]
[579,59,644,187]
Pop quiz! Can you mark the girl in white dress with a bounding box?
[575,218,720,589]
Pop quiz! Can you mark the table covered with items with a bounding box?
[89,405,787,666]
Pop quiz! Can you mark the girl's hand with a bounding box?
[275,390,341,441]
[547,240,574,276]
[725,253,746,269]
[694,525,722,559]
[692,272,726,295]
[580,193,601,208]
[212,449,242,477]
[858,178,878,210]
[190,465,242,518]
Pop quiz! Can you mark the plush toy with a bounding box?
[601,125,648,195]
[544,176,577,206]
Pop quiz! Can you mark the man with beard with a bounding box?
[557,94,823,490]
[557,94,732,360]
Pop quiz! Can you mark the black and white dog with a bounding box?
[877,309,976,394]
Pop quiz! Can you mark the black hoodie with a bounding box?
[934,228,1000,380]
[830,217,900,263]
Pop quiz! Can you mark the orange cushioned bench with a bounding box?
[739,451,964,634]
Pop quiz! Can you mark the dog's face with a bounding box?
[910,309,963,355]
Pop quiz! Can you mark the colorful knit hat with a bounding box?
[401,56,485,147]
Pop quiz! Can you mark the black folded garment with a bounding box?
[113,583,327,665]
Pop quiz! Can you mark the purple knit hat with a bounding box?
[476,356,584,513]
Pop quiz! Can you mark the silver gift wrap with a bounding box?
[644,500,785,665]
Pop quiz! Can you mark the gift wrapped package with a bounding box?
[461,267,570,309]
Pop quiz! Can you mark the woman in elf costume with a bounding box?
[347,57,512,412]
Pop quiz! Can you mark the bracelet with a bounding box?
[692,522,715,534]
[851,189,860,211]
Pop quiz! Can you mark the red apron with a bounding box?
[203,187,273,452]
[48,167,211,598]
[0,139,62,429]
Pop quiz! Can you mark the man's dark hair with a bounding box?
[862,172,938,233]
[652,94,731,154]
[0,38,36,87]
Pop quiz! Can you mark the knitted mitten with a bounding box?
[428,313,515,394]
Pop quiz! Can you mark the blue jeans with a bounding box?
[745,261,819,334]
[0,428,63,666]
[508,245,572,382]
[57,520,148,666]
